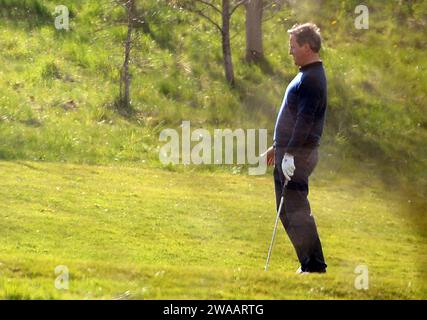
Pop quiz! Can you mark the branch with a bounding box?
[113,0,129,9]
[195,0,222,14]
[262,1,274,11]
[230,0,248,16]
[261,1,285,23]
[184,5,222,32]
[262,13,276,23]
[263,0,284,12]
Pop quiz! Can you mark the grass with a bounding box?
[0,160,425,299]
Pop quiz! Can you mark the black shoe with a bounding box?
[310,268,327,273]
[296,267,326,274]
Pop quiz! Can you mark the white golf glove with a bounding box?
[281,153,295,181]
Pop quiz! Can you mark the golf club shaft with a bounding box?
[264,195,283,271]
[265,180,288,271]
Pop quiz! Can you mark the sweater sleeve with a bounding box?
[284,76,321,155]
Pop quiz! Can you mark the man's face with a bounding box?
[289,34,309,66]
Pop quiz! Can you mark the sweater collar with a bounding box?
[299,60,323,72]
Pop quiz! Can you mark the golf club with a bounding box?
[264,180,288,271]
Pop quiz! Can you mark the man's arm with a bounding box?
[284,77,321,155]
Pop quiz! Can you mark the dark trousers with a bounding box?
[273,147,327,272]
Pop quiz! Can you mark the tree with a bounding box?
[109,0,139,112]
[171,0,247,87]
[245,0,263,62]
[119,0,136,111]
[245,0,286,63]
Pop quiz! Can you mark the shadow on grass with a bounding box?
[13,160,45,172]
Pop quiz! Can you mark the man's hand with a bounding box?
[261,146,275,166]
[281,153,295,181]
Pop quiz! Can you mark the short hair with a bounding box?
[287,23,322,53]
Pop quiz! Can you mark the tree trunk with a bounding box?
[222,0,235,86]
[245,0,264,63]
[120,0,134,110]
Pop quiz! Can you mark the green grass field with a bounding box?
[0,160,425,299]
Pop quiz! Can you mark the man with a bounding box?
[263,23,328,274]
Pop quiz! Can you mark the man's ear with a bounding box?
[303,43,311,53]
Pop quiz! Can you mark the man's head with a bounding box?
[287,23,322,67]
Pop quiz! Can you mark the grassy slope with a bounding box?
[0,1,425,182]
[0,160,425,299]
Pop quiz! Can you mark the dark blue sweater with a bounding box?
[273,61,327,155]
